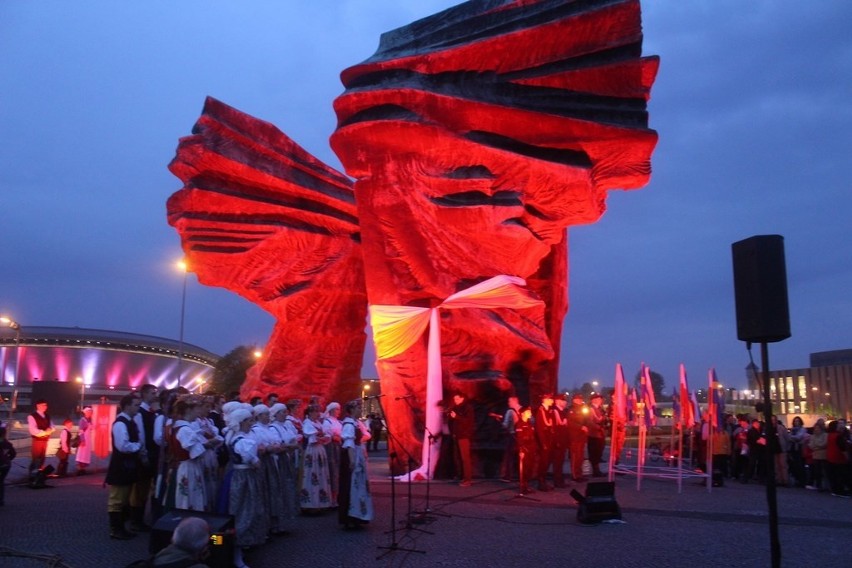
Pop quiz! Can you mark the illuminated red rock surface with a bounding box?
[331,0,657,472]
[165,0,657,476]
[167,97,367,405]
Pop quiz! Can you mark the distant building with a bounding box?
[0,326,219,412]
[739,349,852,421]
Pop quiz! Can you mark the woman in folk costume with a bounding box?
[284,400,303,466]
[322,402,343,507]
[164,395,211,511]
[250,404,285,536]
[339,399,374,528]
[299,404,332,511]
[74,407,93,475]
[227,408,268,568]
[195,396,224,511]
[269,403,301,531]
[214,401,250,514]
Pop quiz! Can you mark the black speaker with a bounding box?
[571,481,621,524]
[731,235,791,343]
[150,509,235,568]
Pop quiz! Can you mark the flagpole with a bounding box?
[706,369,714,494]
[636,401,645,491]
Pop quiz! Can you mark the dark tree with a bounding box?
[210,345,258,395]
[634,370,668,401]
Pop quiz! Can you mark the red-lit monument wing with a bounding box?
[167,97,367,402]
[331,0,657,473]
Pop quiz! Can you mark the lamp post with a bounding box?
[75,376,85,410]
[176,259,189,387]
[0,316,21,421]
[362,383,371,417]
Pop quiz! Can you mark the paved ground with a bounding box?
[3,452,851,567]
[2,427,850,567]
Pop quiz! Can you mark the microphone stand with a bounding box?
[376,398,427,559]
[404,407,449,522]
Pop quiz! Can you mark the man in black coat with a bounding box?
[106,393,144,540]
[534,393,556,491]
[448,391,475,486]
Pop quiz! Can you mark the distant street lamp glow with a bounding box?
[76,376,85,408]
[175,258,189,386]
[1,315,21,420]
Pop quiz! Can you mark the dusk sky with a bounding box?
[2,1,850,393]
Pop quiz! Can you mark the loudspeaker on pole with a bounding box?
[731,235,791,343]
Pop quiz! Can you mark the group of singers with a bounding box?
[104,386,373,568]
[496,392,610,495]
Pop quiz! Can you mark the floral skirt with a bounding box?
[299,444,331,510]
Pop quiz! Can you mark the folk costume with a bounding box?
[299,417,332,510]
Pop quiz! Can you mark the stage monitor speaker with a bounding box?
[150,509,234,568]
[731,235,791,343]
[571,481,621,524]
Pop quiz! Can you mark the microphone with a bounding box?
[363,394,386,399]
[395,394,415,401]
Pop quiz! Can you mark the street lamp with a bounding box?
[362,383,371,417]
[591,380,599,394]
[1,316,21,421]
[176,259,189,387]
[75,376,85,409]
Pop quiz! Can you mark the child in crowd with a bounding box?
[57,418,74,477]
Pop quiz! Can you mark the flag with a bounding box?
[613,363,628,423]
[709,368,725,430]
[640,363,657,426]
[691,390,700,428]
[627,387,637,425]
[671,388,681,424]
[679,363,694,427]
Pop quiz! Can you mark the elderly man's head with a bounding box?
[171,517,210,558]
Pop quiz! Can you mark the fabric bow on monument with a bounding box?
[369,274,544,480]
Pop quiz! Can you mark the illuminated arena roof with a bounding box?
[0,326,220,390]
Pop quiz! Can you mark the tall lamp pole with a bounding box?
[0,316,21,422]
[176,259,189,387]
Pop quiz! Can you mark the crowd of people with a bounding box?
[695,412,852,497]
[99,387,375,568]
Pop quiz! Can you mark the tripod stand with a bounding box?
[410,427,450,523]
[376,403,428,558]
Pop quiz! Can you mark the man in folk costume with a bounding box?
[534,393,556,491]
[587,393,608,477]
[27,399,54,477]
[499,395,522,482]
[105,393,144,540]
[552,395,572,487]
[566,394,590,482]
[130,383,158,531]
[515,407,538,495]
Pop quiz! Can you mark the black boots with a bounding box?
[128,506,151,532]
[109,511,136,540]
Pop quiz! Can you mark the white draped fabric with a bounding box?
[369,274,544,480]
